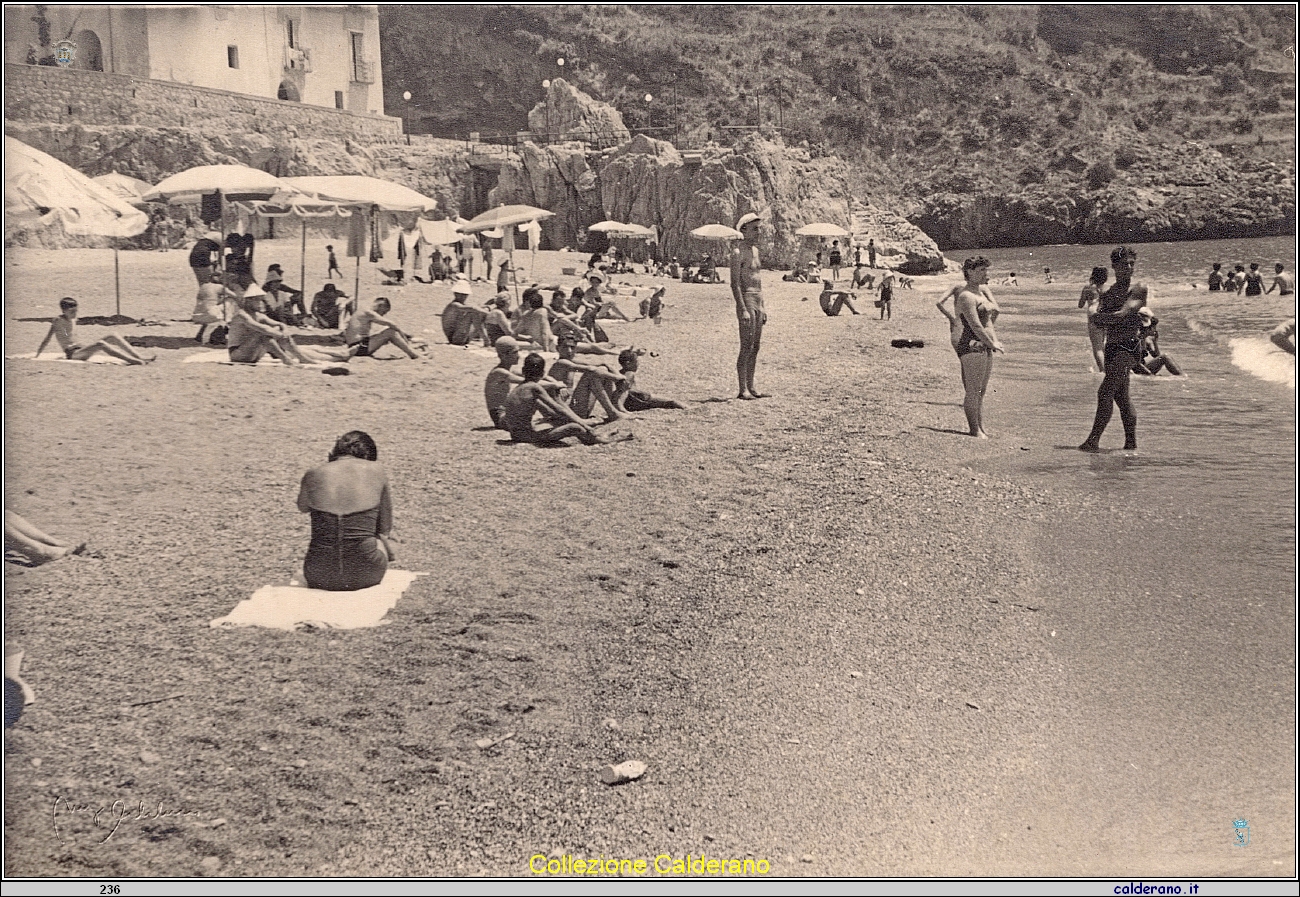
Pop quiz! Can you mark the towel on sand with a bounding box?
[210,570,422,630]
[7,352,128,365]
[182,349,329,367]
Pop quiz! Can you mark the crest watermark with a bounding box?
[1232,817,1250,847]
[52,39,76,67]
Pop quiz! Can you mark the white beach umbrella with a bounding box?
[689,223,743,241]
[794,222,850,238]
[457,204,554,234]
[143,165,284,202]
[92,172,154,206]
[5,136,149,315]
[283,175,437,213]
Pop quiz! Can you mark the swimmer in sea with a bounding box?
[1266,263,1294,296]
[1080,246,1147,452]
[730,212,768,399]
[1079,266,1109,372]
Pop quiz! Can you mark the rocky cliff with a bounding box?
[488,132,946,272]
[911,139,1296,250]
[526,79,629,145]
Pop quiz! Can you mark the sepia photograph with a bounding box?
[3,4,1295,889]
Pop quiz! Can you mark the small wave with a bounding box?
[1229,337,1295,389]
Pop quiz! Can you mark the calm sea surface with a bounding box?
[960,236,1296,583]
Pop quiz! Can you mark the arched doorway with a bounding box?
[277,81,301,102]
[71,30,103,71]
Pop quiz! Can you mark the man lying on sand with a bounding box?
[345,297,426,359]
[36,298,155,365]
[501,353,630,446]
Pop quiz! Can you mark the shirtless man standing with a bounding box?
[730,212,768,399]
[1267,263,1294,296]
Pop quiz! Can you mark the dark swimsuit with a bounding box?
[1096,286,1143,366]
[303,506,388,591]
[1244,273,1264,296]
[955,304,992,357]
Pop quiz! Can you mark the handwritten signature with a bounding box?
[53,796,202,843]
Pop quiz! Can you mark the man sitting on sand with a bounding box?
[344,297,426,359]
[311,283,348,330]
[548,330,628,422]
[36,298,154,365]
[500,353,628,446]
[851,264,875,291]
[483,293,516,346]
[442,277,487,346]
[226,291,312,366]
[818,280,861,316]
[613,349,684,413]
[513,287,556,351]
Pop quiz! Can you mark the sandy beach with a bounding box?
[3,240,1293,878]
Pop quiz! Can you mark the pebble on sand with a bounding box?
[600,760,647,785]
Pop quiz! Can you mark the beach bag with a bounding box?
[207,325,228,346]
[873,299,884,308]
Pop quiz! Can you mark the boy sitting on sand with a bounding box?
[613,349,684,413]
[344,297,426,359]
[36,298,154,365]
[501,353,629,446]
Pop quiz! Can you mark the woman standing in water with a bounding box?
[1079,266,1109,372]
[1080,246,1147,452]
[952,256,1004,438]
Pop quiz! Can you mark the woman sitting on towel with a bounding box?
[296,431,394,591]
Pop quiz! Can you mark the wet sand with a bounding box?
[3,242,1293,877]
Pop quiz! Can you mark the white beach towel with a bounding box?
[210,570,423,631]
[7,351,129,365]
[181,349,330,367]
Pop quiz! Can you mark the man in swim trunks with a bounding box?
[1080,246,1147,452]
[344,297,425,359]
[730,212,768,399]
[501,353,623,446]
[818,280,860,316]
[548,330,627,422]
[1267,263,1294,296]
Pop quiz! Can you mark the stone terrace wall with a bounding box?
[5,64,402,142]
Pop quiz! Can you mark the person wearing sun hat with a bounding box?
[731,211,769,399]
[442,276,486,346]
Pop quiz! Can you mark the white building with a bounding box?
[4,4,386,115]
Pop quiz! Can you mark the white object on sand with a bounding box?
[599,759,647,785]
[8,351,128,365]
[210,570,423,630]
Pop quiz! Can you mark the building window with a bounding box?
[335,91,344,110]
[286,19,298,49]
[227,45,240,69]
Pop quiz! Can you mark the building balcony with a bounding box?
[283,47,313,73]
[351,60,375,84]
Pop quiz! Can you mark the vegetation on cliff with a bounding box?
[380,5,1296,246]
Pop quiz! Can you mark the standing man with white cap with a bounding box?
[731,212,769,399]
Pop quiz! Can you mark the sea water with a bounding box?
[960,236,1296,581]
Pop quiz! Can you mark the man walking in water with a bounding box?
[1080,246,1147,453]
[731,212,768,399]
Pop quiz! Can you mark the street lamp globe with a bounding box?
[542,79,550,89]
[556,57,565,67]
[402,91,411,101]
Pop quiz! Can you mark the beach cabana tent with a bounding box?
[5,136,149,316]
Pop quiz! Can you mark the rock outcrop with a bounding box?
[527,79,629,145]
[489,133,948,270]
[911,141,1295,250]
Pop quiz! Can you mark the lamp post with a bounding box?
[542,79,551,142]
[645,92,653,134]
[402,90,411,145]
